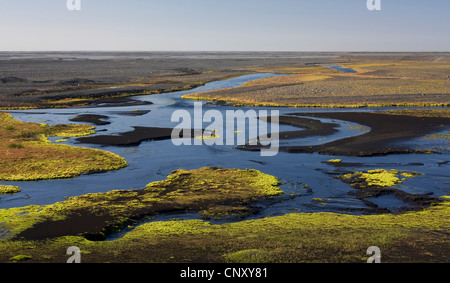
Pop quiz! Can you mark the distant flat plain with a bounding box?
[1,51,449,109]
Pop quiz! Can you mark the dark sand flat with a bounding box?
[241,111,449,156]
[76,115,339,147]
[264,115,339,140]
[76,112,449,156]
[110,110,151,116]
[69,114,111,126]
[76,126,195,146]
[282,112,450,156]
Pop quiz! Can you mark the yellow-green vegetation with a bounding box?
[339,60,450,80]
[147,167,283,202]
[183,61,450,108]
[0,168,448,263]
[242,74,333,87]
[224,249,274,263]
[400,172,417,178]
[380,108,450,118]
[0,185,21,194]
[44,97,95,108]
[200,205,253,220]
[340,169,421,188]
[9,255,32,262]
[239,65,336,75]
[327,159,342,163]
[0,112,127,181]
[0,196,448,263]
[0,167,282,240]
[345,126,368,131]
[45,124,95,137]
[426,132,450,140]
[194,134,221,140]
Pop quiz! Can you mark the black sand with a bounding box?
[69,114,110,126]
[281,112,450,156]
[76,126,194,146]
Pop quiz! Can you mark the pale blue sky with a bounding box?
[0,0,449,51]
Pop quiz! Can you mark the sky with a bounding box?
[0,0,449,51]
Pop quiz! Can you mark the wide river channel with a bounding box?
[1,73,449,227]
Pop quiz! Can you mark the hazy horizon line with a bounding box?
[1,50,449,53]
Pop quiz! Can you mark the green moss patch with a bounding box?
[327,159,342,163]
[9,255,32,262]
[225,249,274,263]
[0,112,128,181]
[335,169,438,211]
[1,166,448,263]
[0,185,21,194]
[426,132,450,140]
[45,123,96,138]
[339,169,421,188]
[200,205,255,220]
[0,167,282,241]
[1,196,448,263]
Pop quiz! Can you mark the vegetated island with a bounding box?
[0,112,127,181]
[0,167,448,263]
